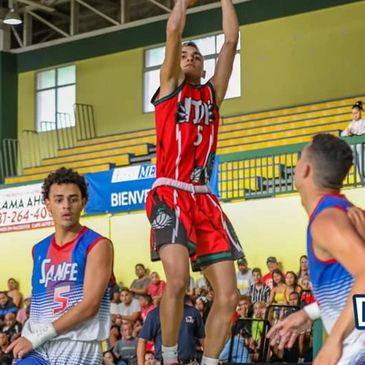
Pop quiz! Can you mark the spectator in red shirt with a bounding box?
[146,272,166,306]
[261,256,280,289]
[139,294,155,323]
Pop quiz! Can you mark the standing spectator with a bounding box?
[194,272,208,296]
[113,288,141,324]
[0,293,17,327]
[1,313,22,342]
[297,255,309,285]
[341,101,365,137]
[300,276,315,306]
[16,295,31,325]
[194,296,210,324]
[341,101,365,180]
[113,322,138,365]
[248,268,270,305]
[249,301,267,361]
[262,256,280,289]
[6,278,23,309]
[139,295,155,323]
[137,297,205,365]
[236,258,253,296]
[146,272,166,306]
[130,264,151,298]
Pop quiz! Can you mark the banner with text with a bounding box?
[85,160,219,214]
[0,184,53,232]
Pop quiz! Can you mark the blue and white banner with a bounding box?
[85,159,219,215]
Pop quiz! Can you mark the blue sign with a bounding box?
[85,160,219,215]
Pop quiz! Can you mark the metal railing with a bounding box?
[218,135,365,201]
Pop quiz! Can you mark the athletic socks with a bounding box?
[201,356,219,365]
[162,344,178,365]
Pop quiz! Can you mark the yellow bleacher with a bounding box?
[5,95,361,185]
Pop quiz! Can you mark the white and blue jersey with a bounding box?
[308,194,365,364]
[23,226,111,342]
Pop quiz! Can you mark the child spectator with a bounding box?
[248,268,270,304]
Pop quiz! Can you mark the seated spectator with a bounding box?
[0,332,12,361]
[248,267,270,304]
[219,327,250,364]
[0,292,17,327]
[111,288,122,315]
[268,269,286,305]
[250,301,267,351]
[146,272,165,306]
[144,351,157,365]
[139,294,155,323]
[103,350,118,365]
[236,258,253,296]
[1,313,22,342]
[109,324,122,350]
[262,256,280,289]
[194,296,210,324]
[194,271,208,295]
[283,271,301,303]
[130,264,150,298]
[6,278,22,308]
[113,322,138,365]
[16,295,31,325]
[112,288,141,324]
[300,276,315,306]
[232,295,251,324]
[296,255,309,286]
[137,295,205,365]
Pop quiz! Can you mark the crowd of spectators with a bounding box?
[102,257,314,364]
[1,257,314,364]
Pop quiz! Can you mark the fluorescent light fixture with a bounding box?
[3,8,22,25]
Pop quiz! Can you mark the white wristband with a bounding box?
[24,323,57,349]
[303,302,321,320]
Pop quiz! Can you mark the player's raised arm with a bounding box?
[311,208,365,365]
[210,0,239,107]
[159,0,197,99]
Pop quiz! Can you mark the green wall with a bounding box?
[16,1,365,137]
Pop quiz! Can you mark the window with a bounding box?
[143,33,241,112]
[36,65,76,132]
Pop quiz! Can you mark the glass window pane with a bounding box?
[57,65,76,86]
[57,85,76,128]
[37,69,56,90]
[225,53,241,99]
[190,35,216,56]
[37,90,55,131]
[144,69,160,112]
[204,59,216,83]
[217,32,241,51]
[145,47,166,68]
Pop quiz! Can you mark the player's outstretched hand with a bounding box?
[347,206,365,239]
[266,309,312,350]
[6,336,33,359]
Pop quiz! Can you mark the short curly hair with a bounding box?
[42,167,88,202]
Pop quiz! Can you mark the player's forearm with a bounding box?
[221,0,239,44]
[328,273,365,343]
[52,300,101,335]
[167,0,189,36]
[137,339,147,365]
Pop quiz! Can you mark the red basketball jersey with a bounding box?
[152,81,219,184]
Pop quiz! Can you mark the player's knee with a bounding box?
[215,289,239,311]
[165,277,188,298]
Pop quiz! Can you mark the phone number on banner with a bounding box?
[0,207,53,232]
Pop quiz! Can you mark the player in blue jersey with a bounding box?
[6,167,114,365]
[267,134,365,365]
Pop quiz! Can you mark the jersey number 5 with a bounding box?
[53,285,70,314]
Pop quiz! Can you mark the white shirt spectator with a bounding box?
[111,298,141,316]
[341,118,365,136]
